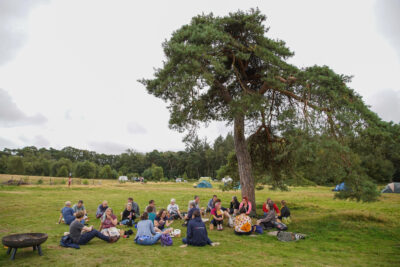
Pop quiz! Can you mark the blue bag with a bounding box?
[160,234,173,246]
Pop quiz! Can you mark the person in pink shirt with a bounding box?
[238,196,252,215]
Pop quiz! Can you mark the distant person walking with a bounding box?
[68,172,72,187]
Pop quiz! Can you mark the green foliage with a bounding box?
[139,8,398,203]
[335,174,380,202]
[7,156,24,174]
[82,179,89,185]
[75,161,97,178]
[142,163,164,180]
[99,164,114,179]
[57,165,69,177]
[36,178,43,185]
[152,164,164,180]
[51,158,72,177]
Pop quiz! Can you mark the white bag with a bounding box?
[228,217,234,228]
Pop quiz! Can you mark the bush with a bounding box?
[82,179,89,185]
[37,179,43,185]
[334,174,380,202]
[256,185,265,191]
[60,179,66,185]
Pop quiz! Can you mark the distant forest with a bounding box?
[1,125,399,186]
[0,134,235,181]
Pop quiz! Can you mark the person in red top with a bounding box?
[262,198,280,216]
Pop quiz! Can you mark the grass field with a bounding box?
[0,175,399,267]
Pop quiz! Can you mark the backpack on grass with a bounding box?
[160,234,173,246]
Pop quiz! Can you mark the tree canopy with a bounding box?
[141,9,395,204]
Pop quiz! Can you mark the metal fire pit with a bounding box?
[2,233,48,260]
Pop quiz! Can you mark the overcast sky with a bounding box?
[0,0,399,154]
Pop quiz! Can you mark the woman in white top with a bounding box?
[167,198,183,219]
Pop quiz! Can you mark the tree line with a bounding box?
[0,134,235,181]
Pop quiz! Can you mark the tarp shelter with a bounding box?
[333,182,346,191]
[381,182,400,193]
[196,180,212,188]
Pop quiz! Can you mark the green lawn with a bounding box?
[0,179,399,266]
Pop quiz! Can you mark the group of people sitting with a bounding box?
[58,194,291,247]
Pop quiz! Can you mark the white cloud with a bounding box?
[0,137,16,149]
[88,141,128,155]
[375,0,400,61]
[0,88,47,127]
[368,89,400,123]
[0,0,49,65]
[127,122,147,135]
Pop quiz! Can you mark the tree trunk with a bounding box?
[233,114,256,213]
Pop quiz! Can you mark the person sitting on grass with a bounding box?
[73,200,88,222]
[69,211,119,245]
[155,209,174,231]
[100,208,120,237]
[183,201,199,226]
[229,196,240,215]
[278,200,291,224]
[147,206,156,224]
[96,200,109,219]
[180,210,219,248]
[206,195,218,213]
[135,212,172,245]
[257,202,276,229]
[120,203,135,226]
[127,197,140,216]
[234,208,253,235]
[167,198,183,219]
[238,196,252,215]
[262,198,280,216]
[58,201,82,225]
[210,199,224,230]
[145,199,157,213]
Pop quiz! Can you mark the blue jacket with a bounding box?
[186,217,211,246]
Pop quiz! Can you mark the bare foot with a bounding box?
[180,244,188,248]
[211,242,220,246]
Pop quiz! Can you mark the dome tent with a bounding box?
[381,182,400,193]
[195,180,212,188]
[332,182,346,191]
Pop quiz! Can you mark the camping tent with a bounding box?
[195,180,212,188]
[333,182,346,191]
[118,176,128,182]
[222,177,233,184]
[381,182,400,193]
[199,177,212,183]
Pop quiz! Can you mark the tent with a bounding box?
[381,182,400,193]
[199,177,212,183]
[222,177,233,184]
[118,176,128,183]
[195,180,212,188]
[333,182,346,191]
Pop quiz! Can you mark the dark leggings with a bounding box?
[78,229,110,245]
[211,218,222,226]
